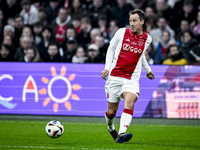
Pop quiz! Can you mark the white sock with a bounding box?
[105,111,115,132]
[119,109,133,134]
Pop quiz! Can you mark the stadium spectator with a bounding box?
[63,36,78,62]
[72,46,88,63]
[65,27,77,39]
[85,43,103,63]
[51,7,72,45]
[32,0,42,10]
[155,0,175,29]
[167,0,180,8]
[161,40,178,62]
[144,6,157,33]
[33,22,43,45]
[106,20,119,41]
[3,24,19,49]
[77,17,92,50]
[145,51,154,65]
[71,16,81,34]
[2,35,13,47]
[0,44,14,61]
[0,8,5,26]
[94,35,108,60]
[14,36,33,61]
[175,1,198,30]
[193,11,200,40]
[97,15,108,38]
[20,0,39,25]
[43,42,63,62]
[14,15,24,42]
[37,26,54,61]
[3,25,15,39]
[162,44,188,65]
[38,8,50,27]
[24,46,41,62]
[19,26,34,47]
[146,42,156,63]
[132,0,147,11]
[175,19,190,45]
[174,0,200,17]
[45,0,62,24]
[0,0,199,65]
[7,18,14,27]
[2,35,15,57]
[61,26,77,54]
[109,0,134,28]
[82,0,93,10]
[83,0,108,28]
[154,30,175,64]
[179,30,200,65]
[89,28,101,45]
[150,16,175,49]
[0,0,21,19]
[68,0,85,19]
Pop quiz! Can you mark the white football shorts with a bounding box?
[105,76,140,103]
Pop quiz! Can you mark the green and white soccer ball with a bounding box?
[45,120,64,138]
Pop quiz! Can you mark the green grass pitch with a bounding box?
[0,120,200,150]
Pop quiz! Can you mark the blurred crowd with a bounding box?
[0,0,200,65]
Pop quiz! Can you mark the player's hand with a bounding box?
[146,71,154,79]
[101,69,109,80]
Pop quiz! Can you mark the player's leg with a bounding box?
[119,92,138,134]
[105,101,119,140]
[104,76,122,140]
[116,92,138,143]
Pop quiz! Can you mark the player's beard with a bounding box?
[131,27,137,34]
[132,28,140,35]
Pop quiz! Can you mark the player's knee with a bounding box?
[124,99,136,110]
[107,109,116,117]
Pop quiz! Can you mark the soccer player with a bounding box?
[101,9,155,143]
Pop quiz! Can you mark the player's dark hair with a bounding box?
[129,9,146,21]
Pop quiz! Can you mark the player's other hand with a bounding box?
[101,69,109,80]
[146,71,155,79]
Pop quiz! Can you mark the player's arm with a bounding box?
[101,44,115,80]
[142,53,155,79]
[101,28,121,80]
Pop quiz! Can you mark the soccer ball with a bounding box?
[45,120,64,138]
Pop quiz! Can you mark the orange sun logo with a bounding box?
[39,66,81,112]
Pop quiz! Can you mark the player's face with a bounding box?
[129,14,144,34]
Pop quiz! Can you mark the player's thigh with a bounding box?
[123,92,138,110]
[105,76,123,103]
[122,79,140,99]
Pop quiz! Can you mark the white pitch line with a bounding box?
[0,145,139,150]
[1,120,200,128]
